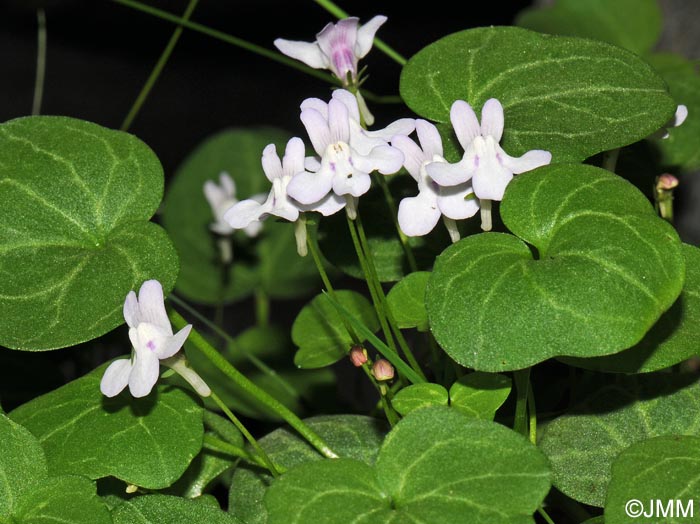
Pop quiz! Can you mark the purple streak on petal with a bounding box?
[316,18,359,80]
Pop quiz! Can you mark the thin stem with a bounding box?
[527,380,537,445]
[120,0,199,131]
[254,288,269,327]
[374,174,418,273]
[112,0,337,86]
[208,392,279,477]
[355,213,426,380]
[602,147,620,173]
[537,507,556,524]
[32,9,47,116]
[170,310,338,459]
[513,368,531,437]
[168,294,298,399]
[361,91,402,104]
[203,434,274,471]
[312,0,407,66]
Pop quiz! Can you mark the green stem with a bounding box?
[537,507,556,524]
[602,148,620,173]
[374,174,418,273]
[168,294,299,400]
[32,9,47,116]
[361,91,402,104]
[120,0,199,131]
[254,288,269,327]
[312,0,407,66]
[527,380,537,445]
[513,368,531,437]
[170,310,338,459]
[112,0,337,86]
[203,434,274,471]
[208,393,279,477]
[355,213,426,381]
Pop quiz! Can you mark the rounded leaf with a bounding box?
[392,383,448,416]
[0,116,178,350]
[449,372,512,419]
[112,494,241,524]
[386,271,430,331]
[427,164,685,371]
[400,27,676,162]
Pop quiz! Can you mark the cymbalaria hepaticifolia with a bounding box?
[3,3,698,523]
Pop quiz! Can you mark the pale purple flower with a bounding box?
[100,280,192,398]
[286,89,413,214]
[274,16,386,85]
[657,104,688,139]
[224,137,346,231]
[426,99,551,230]
[204,172,263,237]
[392,119,479,240]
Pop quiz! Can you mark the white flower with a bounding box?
[392,119,479,239]
[657,104,688,139]
[426,99,551,230]
[223,137,347,232]
[274,16,386,85]
[286,89,413,213]
[100,280,192,398]
[204,172,264,237]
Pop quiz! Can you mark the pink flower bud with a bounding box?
[657,173,679,191]
[349,345,368,367]
[372,359,394,381]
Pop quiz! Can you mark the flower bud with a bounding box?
[372,359,394,381]
[349,345,368,367]
[656,173,679,191]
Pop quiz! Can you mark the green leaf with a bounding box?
[318,177,453,282]
[400,27,675,162]
[449,372,512,419]
[386,271,430,331]
[0,116,178,350]
[539,373,700,507]
[112,494,241,523]
[292,290,379,369]
[427,164,685,371]
[0,414,47,519]
[647,53,700,170]
[161,127,319,304]
[391,383,448,416]
[515,0,663,55]
[562,243,700,373]
[10,364,203,489]
[203,411,244,448]
[264,408,551,523]
[229,415,388,524]
[605,436,700,524]
[12,475,111,524]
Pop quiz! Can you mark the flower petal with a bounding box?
[224,197,270,229]
[332,169,371,197]
[425,157,474,186]
[472,160,513,201]
[363,118,416,142]
[415,119,443,159]
[305,156,321,172]
[157,324,192,360]
[480,98,504,141]
[273,38,327,69]
[674,104,688,127]
[282,137,306,177]
[128,349,160,398]
[355,15,387,58]
[219,172,235,197]
[203,180,225,211]
[328,98,350,144]
[301,108,332,156]
[269,178,301,222]
[123,291,140,329]
[300,97,328,119]
[316,18,359,79]
[500,148,552,174]
[391,134,424,181]
[286,168,334,204]
[450,100,481,150]
[298,192,347,216]
[137,280,172,335]
[354,144,404,175]
[398,193,441,237]
[261,143,283,182]
[332,89,361,123]
[437,184,480,220]
[100,358,132,397]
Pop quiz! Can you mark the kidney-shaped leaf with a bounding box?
[10,364,203,489]
[0,116,178,350]
[400,27,675,162]
[539,374,700,507]
[427,164,684,371]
